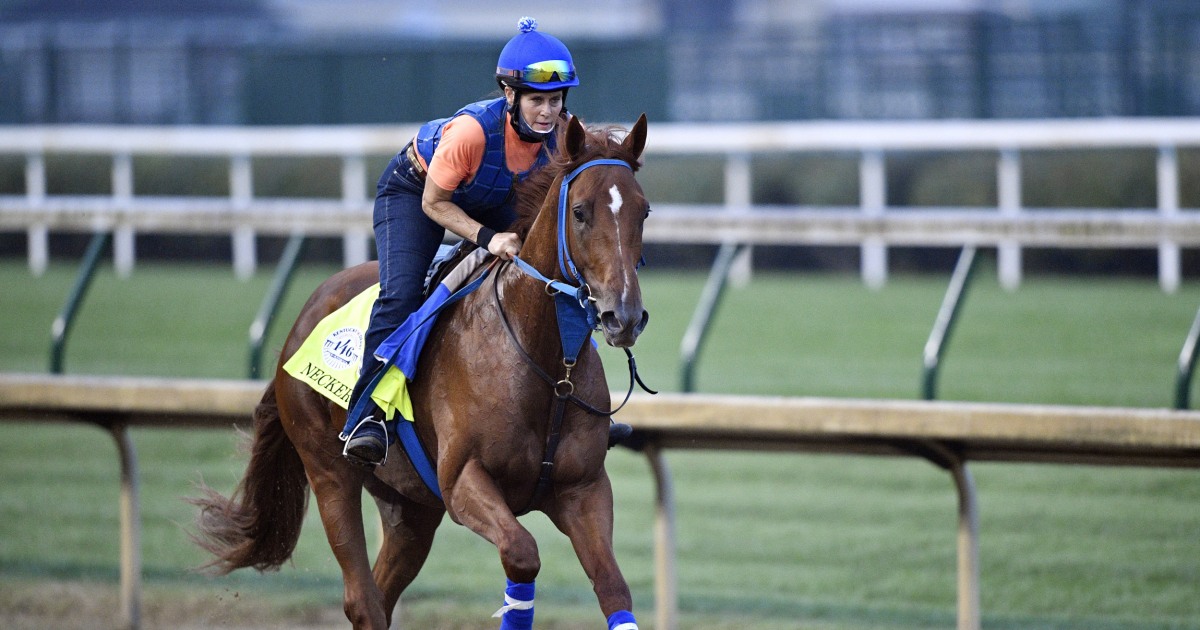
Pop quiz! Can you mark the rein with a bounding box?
[495,260,655,518]
[499,157,656,516]
[495,258,653,417]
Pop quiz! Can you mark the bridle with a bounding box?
[497,157,655,515]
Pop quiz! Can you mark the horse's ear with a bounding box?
[564,115,587,160]
[622,113,648,160]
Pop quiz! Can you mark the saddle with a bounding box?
[423,240,480,300]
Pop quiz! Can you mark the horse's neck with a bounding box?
[499,197,568,356]
[515,189,570,286]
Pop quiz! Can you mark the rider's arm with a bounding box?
[421,183,520,259]
[421,117,521,259]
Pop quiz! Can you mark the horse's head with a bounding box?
[558,114,650,348]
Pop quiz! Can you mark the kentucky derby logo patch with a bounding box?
[322,326,363,371]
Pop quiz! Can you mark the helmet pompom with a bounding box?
[517,17,538,33]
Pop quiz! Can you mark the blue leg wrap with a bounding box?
[492,579,535,630]
[607,609,639,630]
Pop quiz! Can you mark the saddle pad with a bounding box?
[283,246,491,423]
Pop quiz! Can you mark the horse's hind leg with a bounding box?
[278,377,387,629]
[305,463,390,629]
[366,479,445,627]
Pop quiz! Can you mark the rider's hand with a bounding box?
[488,231,522,260]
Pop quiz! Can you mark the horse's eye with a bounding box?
[644,204,652,219]
[572,203,586,222]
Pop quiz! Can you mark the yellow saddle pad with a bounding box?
[281,284,414,422]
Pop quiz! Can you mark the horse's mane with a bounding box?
[509,123,642,238]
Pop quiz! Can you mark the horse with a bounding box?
[190,113,651,630]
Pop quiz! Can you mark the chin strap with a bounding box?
[507,97,552,143]
[506,89,569,143]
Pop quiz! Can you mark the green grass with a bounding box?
[1,259,1199,629]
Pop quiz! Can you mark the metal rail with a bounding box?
[5,375,1200,630]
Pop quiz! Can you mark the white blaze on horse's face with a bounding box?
[608,184,625,262]
[608,184,623,217]
[586,173,648,349]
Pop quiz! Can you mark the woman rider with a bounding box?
[343,18,631,466]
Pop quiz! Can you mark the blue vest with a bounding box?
[413,97,555,214]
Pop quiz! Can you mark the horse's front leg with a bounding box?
[546,473,639,630]
[444,458,541,629]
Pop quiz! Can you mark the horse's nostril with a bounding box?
[600,309,648,337]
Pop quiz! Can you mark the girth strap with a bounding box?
[343,260,496,501]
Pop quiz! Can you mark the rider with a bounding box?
[343,17,633,467]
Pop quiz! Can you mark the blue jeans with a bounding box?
[358,149,516,394]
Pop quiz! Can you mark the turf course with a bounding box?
[1,258,1198,629]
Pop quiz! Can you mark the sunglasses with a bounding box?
[499,59,575,85]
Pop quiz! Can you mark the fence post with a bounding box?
[1175,304,1200,409]
[725,151,753,287]
[231,154,256,280]
[923,246,979,400]
[112,152,135,278]
[860,149,887,289]
[1158,145,1181,294]
[248,233,307,378]
[111,423,142,630]
[644,443,678,630]
[342,154,371,268]
[997,148,1022,291]
[680,242,746,393]
[26,152,48,276]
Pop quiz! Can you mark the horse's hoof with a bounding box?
[607,422,633,449]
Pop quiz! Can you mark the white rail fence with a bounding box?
[2,118,1200,290]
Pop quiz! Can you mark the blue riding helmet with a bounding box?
[496,17,578,143]
[495,17,580,92]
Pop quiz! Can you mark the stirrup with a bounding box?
[341,416,389,466]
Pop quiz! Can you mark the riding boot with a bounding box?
[343,408,388,467]
[607,421,633,449]
[343,361,389,466]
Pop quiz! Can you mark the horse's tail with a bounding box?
[189,379,309,574]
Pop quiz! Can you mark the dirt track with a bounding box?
[1,580,348,630]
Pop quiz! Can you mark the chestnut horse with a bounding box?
[191,114,650,629]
